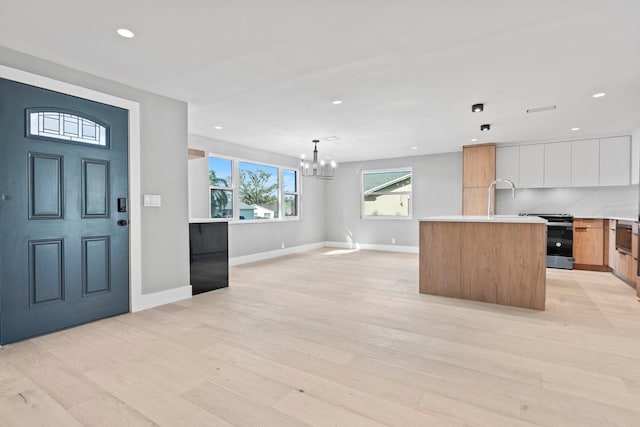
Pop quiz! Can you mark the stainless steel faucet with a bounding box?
[488,178,516,217]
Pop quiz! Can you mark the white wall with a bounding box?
[188,134,326,258]
[0,45,190,297]
[325,152,462,247]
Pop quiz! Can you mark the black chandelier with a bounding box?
[300,140,336,179]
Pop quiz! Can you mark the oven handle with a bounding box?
[546,222,574,227]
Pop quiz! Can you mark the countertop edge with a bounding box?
[419,216,547,224]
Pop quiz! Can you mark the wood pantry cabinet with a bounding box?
[573,219,608,270]
[462,144,496,215]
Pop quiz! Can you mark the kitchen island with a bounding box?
[419,215,547,310]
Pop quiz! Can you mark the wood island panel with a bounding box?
[420,220,546,310]
[419,222,461,298]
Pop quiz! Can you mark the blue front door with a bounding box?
[0,78,130,344]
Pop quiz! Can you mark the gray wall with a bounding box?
[0,46,190,295]
[188,134,326,258]
[325,152,463,247]
[496,185,639,219]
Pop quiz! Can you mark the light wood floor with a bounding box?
[1,249,640,426]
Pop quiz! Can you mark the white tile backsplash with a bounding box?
[496,185,638,219]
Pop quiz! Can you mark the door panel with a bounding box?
[82,236,111,296]
[28,152,64,219]
[0,78,129,344]
[29,239,65,306]
[82,158,110,218]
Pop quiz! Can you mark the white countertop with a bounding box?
[574,216,637,222]
[189,218,229,223]
[419,215,547,224]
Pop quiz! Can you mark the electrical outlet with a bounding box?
[391,238,396,244]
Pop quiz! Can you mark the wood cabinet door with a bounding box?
[608,228,618,270]
[463,145,496,188]
[574,227,604,265]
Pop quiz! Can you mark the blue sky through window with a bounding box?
[209,156,232,184]
[283,169,296,193]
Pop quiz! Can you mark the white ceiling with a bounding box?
[1,0,639,162]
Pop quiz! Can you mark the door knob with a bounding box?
[117,220,128,226]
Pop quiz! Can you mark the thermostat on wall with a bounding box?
[143,194,162,207]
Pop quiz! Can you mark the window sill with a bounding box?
[361,216,414,221]
[229,217,300,225]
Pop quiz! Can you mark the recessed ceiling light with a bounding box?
[571,127,580,131]
[472,103,484,113]
[470,138,478,142]
[411,146,418,150]
[117,28,135,38]
[214,126,223,130]
[332,100,342,105]
[592,92,606,98]
[480,124,491,132]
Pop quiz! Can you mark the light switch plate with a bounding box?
[143,194,162,207]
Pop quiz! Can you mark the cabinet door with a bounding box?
[571,139,599,187]
[599,136,631,186]
[608,227,617,270]
[463,145,495,188]
[574,226,604,266]
[519,145,544,188]
[496,146,519,189]
[544,142,571,188]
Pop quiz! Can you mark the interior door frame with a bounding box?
[0,64,143,312]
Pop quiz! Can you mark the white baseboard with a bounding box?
[131,285,192,312]
[229,242,327,266]
[324,241,418,254]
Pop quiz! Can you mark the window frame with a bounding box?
[282,168,300,219]
[207,153,301,224]
[208,154,235,220]
[361,167,413,220]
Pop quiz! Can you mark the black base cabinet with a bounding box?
[189,222,228,295]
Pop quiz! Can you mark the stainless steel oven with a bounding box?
[520,213,575,269]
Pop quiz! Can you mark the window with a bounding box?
[207,155,300,222]
[238,161,279,220]
[209,156,233,218]
[27,109,108,146]
[362,168,412,218]
[283,169,298,217]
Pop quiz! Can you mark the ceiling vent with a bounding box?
[526,105,557,113]
[323,136,341,142]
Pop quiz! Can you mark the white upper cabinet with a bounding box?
[599,136,631,186]
[544,142,571,188]
[518,144,545,188]
[495,146,519,188]
[571,139,599,187]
